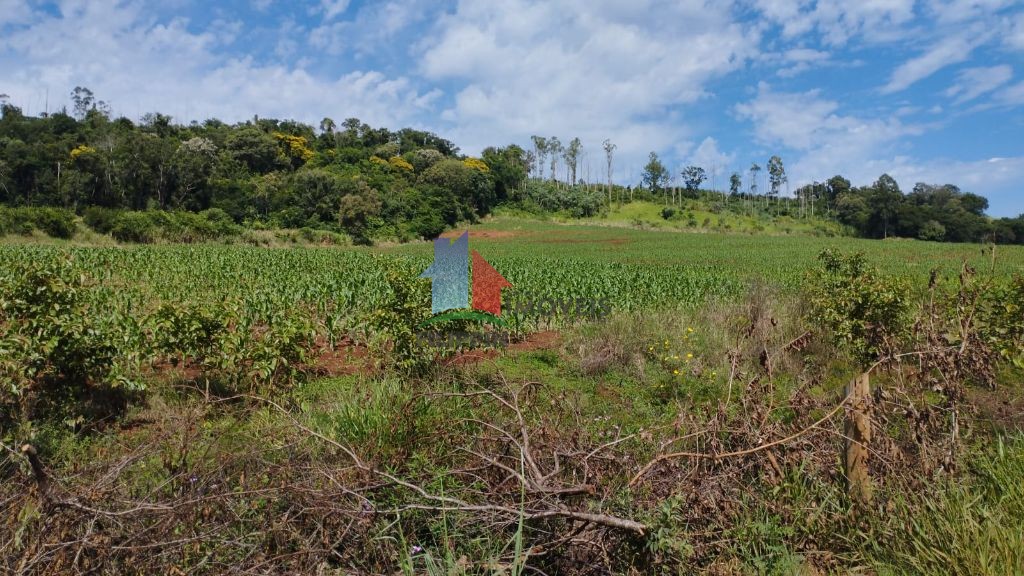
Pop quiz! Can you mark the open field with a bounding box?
[3,218,1024,574]
[384,216,1024,287]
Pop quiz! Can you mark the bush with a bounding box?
[0,206,33,235]
[0,256,143,429]
[83,206,122,234]
[806,249,911,364]
[980,275,1024,367]
[111,211,158,243]
[95,209,242,244]
[28,207,76,238]
[0,206,75,238]
[918,220,946,242]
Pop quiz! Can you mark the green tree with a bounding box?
[482,144,528,201]
[868,174,902,238]
[642,152,670,195]
[681,165,706,198]
[547,136,562,183]
[564,137,582,186]
[225,127,287,174]
[530,135,548,179]
[918,220,946,241]
[767,155,786,200]
[339,184,382,245]
[170,137,217,210]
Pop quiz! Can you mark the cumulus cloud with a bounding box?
[1007,12,1024,50]
[994,80,1024,105]
[735,82,925,188]
[310,0,431,57]
[0,0,33,27]
[0,1,434,127]
[734,82,1024,215]
[926,0,1017,23]
[418,0,758,168]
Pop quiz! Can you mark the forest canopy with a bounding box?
[1,88,1022,245]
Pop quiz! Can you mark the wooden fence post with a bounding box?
[844,371,872,505]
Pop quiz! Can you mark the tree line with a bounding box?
[0,88,530,243]
[1,87,1022,245]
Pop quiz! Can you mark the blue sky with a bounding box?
[2,0,1023,215]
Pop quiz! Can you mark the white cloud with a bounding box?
[994,80,1024,105]
[753,0,916,45]
[882,31,987,93]
[734,82,926,189]
[944,64,1013,103]
[0,1,434,127]
[688,137,736,170]
[926,0,1016,23]
[0,0,33,27]
[310,0,431,57]
[775,47,831,77]
[418,0,759,169]
[1007,12,1024,50]
[319,0,351,21]
[735,82,918,151]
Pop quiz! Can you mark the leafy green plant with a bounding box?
[147,302,227,367]
[0,255,141,429]
[979,274,1024,367]
[362,258,433,372]
[807,249,911,364]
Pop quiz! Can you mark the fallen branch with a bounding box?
[629,398,848,487]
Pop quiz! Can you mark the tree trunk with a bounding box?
[844,371,872,506]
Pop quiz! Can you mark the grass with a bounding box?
[4,211,1024,574]
[859,436,1024,575]
[580,199,848,236]
[379,215,1024,290]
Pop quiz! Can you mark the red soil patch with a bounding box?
[311,337,373,377]
[443,330,562,368]
[509,330,561,351]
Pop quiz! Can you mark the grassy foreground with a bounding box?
[2,217,1023,574]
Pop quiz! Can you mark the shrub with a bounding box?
[918,220,946,242]
[0,206,75,238]
[0,256,143,429]
[83,206,121,234]
[111,211,158,243]
[980,275,1024,367]
[0,206,33,235]
[806,249,911,364]
[28,207,76,238]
